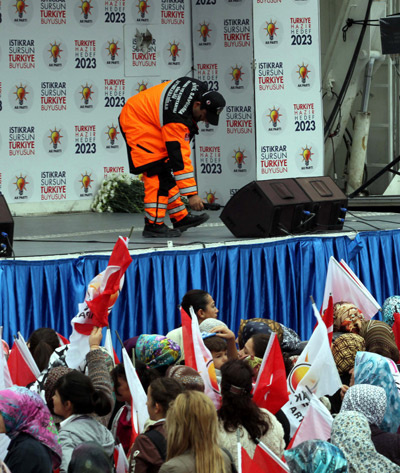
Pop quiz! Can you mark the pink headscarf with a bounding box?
[0,386,61,468]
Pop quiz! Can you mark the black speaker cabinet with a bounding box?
[220,179,312,238]
[295,177,348,231]
[0,194,14,257]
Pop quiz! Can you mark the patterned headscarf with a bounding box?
[280,325,302,353]
[354,351,400,433]
[284,440,347,473]
[166,365,205,392]
[382,295,400,327]
[237,318,283,349]
[360,320,399,362]
[331,411,400,473]
[333,302,365,333]
[341,384,387,426]
[0,386,61,468]
[135,335,181,368]
[331,333,365,374]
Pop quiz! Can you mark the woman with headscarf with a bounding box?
[333,301,366,334]
[341,384,400,465]
[0,386,62,473]
[354,351,400,433]
[284,440,347,473]
[217,359,285,467]
[331,410,400,472]
[382,295,400,327]
[135,335,181,376]
[359,319,400,362]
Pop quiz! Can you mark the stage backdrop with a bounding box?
[253,0,324,180]
[1,0,324,216]
[0,0,192,213]
[192,0,256,207]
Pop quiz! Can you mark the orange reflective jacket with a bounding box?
[119,78,207,196]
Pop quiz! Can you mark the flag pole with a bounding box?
[255,439,290,472]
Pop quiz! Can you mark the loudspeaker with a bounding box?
[0,194,14,257]
[295,176,348,231]
[220,179,312,238]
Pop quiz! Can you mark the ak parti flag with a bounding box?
[286,395,333,450]
[181,307,221,409]
[287,300,342,398]
[252,333,289,414]
[66,236,132,369]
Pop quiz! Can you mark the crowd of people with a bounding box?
[0,289,400,472]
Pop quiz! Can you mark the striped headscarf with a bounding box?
[360,320,399,363]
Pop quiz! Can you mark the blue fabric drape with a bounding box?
[1,229,398,356]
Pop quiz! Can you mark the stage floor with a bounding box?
[10,208,400,258]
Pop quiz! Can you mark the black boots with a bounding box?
[172,213,210,232]
[142,221,181,238]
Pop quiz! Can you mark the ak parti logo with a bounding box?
[204,190,218,205]
[199,21,212,43]
[265,19,278,40]
[14,174,29,196]
[300,145,313,167]
[106,124,119,145]
[231,65,244,86]
[168,41,180,62]
[80,83,94,105]
[49,41,62,63]
[137,0,150,19]
[297,62,310,85]
[79,172,93,194]
[269,106,282,128]
[232,148,246,169]
[136,81,148,93]
[106,40,120,61]
[14,84,28,106]
[80,0,92,19]
[14,0,28,18]
[49,127,63,150]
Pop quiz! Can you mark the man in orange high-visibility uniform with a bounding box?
[119,77,226,238]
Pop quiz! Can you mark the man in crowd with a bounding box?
[119,76,226,238]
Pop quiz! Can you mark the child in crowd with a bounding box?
[203,334,228,385]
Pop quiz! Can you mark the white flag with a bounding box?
[290,395,333,448]
[287,301,342,398]
[322,256,380,319]
[122,347,148,436]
